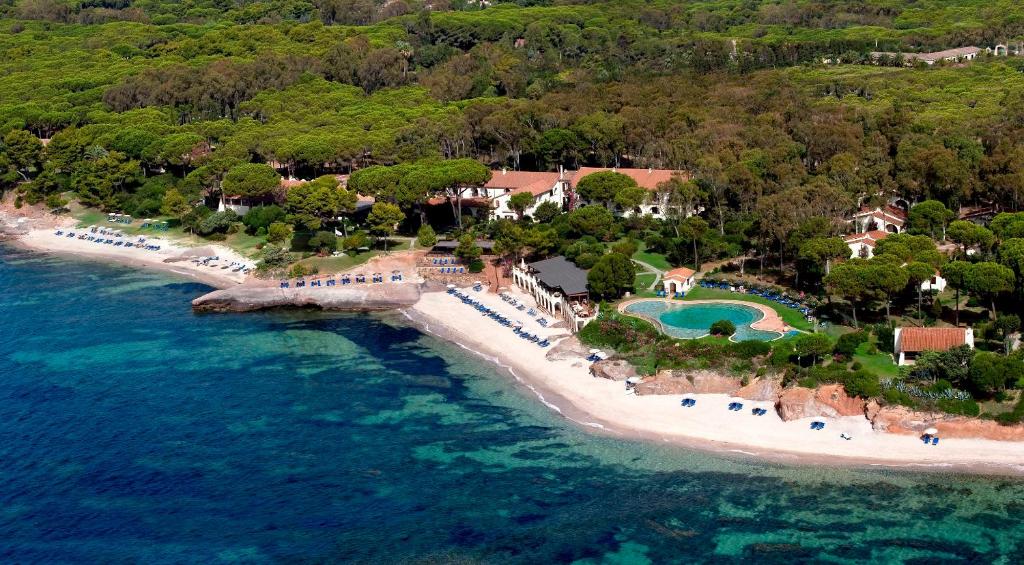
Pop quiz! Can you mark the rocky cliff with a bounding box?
[866,401,1024,441]
[191,283,422,312]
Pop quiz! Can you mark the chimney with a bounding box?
[648,167,653,174]
[558,165,564,180]
[502,167,507,176]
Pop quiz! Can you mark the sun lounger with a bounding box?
[931,437,939,445]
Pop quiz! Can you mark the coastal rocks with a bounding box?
[589,359,637,382]
[546,335,591,363]
[735,377,782,402]
[775,384,865,421]
[633,370,741,396]
[191,283,422,312]
[866,401,1024,441]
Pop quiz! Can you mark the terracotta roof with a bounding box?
[853,206,906,226]
[664,267,696,280]
[899,327,969,353]
[844,230,889,246]
[485,170,561,195]
[570,167,688,191]
[425,196,491,207]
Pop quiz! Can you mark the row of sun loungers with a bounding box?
[680,398,697,407]
[810,421,826,430]
[56,230,163,252]
[699,280,813,316]
[655,290,685,299]
[500,293,549,325]
[281,272,402,288]
[106,214,133,224]
[448,288,551,347]
[921,434,940,445]
[431,257,460,265]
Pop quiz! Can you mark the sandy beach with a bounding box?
[408,287,1024,475]
[1,211,252,288]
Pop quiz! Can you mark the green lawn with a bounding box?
[634,272,657,291]
[682,286,812,331]
[631,242,672,271]
[852,341,899,379]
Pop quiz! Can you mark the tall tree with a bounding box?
[285,175,357,231]
[367,202,405,254]
[940,261,972,326]
[966,262,1015,320]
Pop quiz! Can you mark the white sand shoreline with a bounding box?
[406,289,1024,477]
[1,213,251,289]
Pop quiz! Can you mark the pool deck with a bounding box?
[617,298,789,334]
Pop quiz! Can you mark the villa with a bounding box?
[844,230,889,259]
[662,267,696,295]
[849,205,907,233]
[456,169,569,220]
[894,327,975,365]
[511,256,597,332]
[570,167,692,219]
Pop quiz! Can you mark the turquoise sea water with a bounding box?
[623,300,781,341]
[1,245,1023,563]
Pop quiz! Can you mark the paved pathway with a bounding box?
[631,258,664,291]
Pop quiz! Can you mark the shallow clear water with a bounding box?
[1,245,1023,563]
[623,300,780,341]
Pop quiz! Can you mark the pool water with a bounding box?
[623,300,782,341]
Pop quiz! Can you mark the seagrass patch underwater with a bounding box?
[0,245,1022,563]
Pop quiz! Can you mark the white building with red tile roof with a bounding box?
[662,267,696,295]
[474,169,569,220]
[843,230,890,259]
[894,327,974,365]
[569,167,692,220]
[849,205,907,234]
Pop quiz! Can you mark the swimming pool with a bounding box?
[622,300,782,341]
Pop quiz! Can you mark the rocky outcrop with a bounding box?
[775,384,866,421]
[547,336,591,362]
[866,401,1024,441]
[589,359,638,382]
[736,378,782,402]
[633,370,742,396]
[191,283,422,312]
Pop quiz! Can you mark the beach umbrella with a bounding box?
[924,427,938,436]
[589,348,600,354]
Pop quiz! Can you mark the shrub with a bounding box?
[258,245,291,270]
[709,319,736,337]
[611,239,638,257]
[242,205,286,233]
[874,324,895,353]
[835,331,868,357]
[343,231,370,252]
[197,210,238,236]
[416,224,437,247]
[308,231,338,254]
[469,258,484,273]
[936,398,981,417]
[288,263,315,278]
[840,370,881,398]
[45,193,68,210]
[730,340,770,358]
[267,222,292,244]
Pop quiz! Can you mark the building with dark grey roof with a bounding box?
[511,256,597,332]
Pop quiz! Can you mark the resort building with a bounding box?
[481,170,568,220]
[849,205,906,233]
[448,169,568,220]
[920,270,947,293]
[662,267,696,295]
[844,230,889,259]
[511,256,597,332]
[570,167,692,219]
[893,327,975,366]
